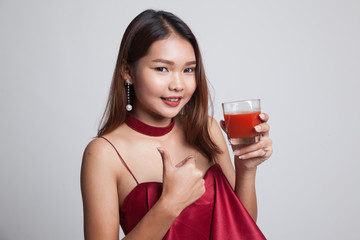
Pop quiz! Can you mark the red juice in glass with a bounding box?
[224,112,261,138]
[222,99,261,146]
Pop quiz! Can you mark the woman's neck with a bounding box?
[131,111,173,127]
[125,114,175,137]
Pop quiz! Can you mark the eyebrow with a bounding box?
[152,59,196,66]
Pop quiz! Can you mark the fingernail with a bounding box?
[233,150,241,155]
[255,126,261,132]
[238,155,243,159]
[260,113,265,119]
[185,156,195,161]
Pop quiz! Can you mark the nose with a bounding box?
[169,72,184,92]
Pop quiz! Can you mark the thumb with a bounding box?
[219,120,227,134]
[157,147,173,170]
[176,156,195,168]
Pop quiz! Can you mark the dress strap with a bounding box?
[99,136,139,185]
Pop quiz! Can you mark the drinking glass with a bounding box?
[222,99,261,147]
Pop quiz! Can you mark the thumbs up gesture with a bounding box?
[157,147,206,215]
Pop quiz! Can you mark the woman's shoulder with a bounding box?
[84,123,129,156]
[84,136,112,155]
[206,115,231,158]
[207,115,222,135]
[207,115,218,124]
[82,136,121,168]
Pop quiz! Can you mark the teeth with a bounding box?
[165,98,180,102]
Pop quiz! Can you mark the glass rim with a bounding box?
[222,99,261,106]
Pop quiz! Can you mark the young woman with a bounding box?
[81,9,272,240]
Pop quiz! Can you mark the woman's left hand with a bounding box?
[220,113,273,171]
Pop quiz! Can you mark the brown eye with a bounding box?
[184,68,195,73]
[155,67,167,72]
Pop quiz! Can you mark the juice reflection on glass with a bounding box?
[222,99,261,146]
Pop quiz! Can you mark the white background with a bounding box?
[1,0,359,239]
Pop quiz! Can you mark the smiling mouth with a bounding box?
[161,97,183,107]
[161,97,182,102]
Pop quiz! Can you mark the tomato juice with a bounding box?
[224,112,261,138]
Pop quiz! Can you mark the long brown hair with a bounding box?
[98,9,222,162]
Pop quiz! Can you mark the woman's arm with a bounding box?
[81,139,121,240]
[81,139,205,240]
[121,197,179,240]
[208,114,272,222]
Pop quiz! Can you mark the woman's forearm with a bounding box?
[234,159,258,222]
[122,196,180,240]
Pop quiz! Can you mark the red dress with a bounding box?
[101,136,266,240]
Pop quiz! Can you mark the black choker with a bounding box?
[125,114,175,137]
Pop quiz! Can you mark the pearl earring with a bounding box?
[125,79,132,111]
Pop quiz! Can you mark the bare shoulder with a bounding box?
[207,116,224,141]
[83,137,113,161]
[207,116,235,185]
[207,116,229,157]
[207,115,218,126]
[81,137,120,178]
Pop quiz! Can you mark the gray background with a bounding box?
[1,0,359,239]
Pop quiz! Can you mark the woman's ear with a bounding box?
[120,61,134,83]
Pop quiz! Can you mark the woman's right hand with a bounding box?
[157,147,205,216]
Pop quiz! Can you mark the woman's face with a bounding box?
[131,34,197,125]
